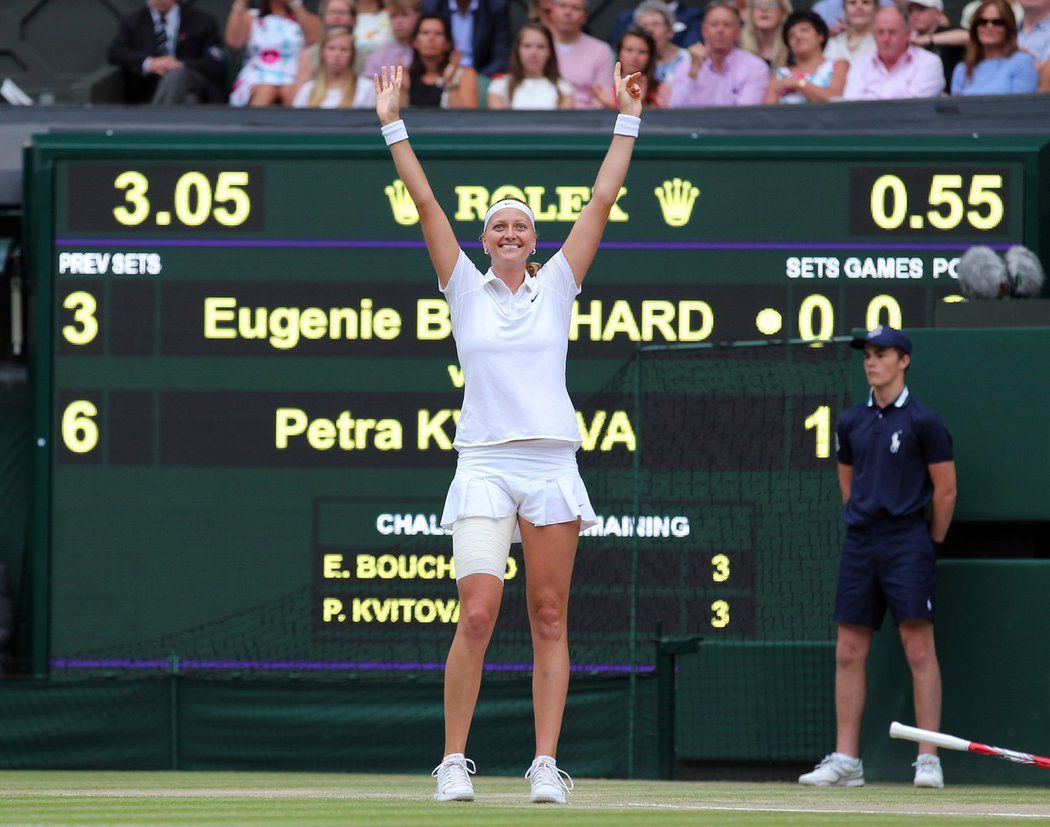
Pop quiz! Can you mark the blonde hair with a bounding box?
[740,0,793,69]
[309,28,357,108]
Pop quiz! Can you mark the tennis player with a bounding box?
[800,326,957,789]
[374,63,643,804]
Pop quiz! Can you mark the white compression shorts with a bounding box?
[441,439,598,580]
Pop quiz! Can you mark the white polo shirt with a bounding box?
[441,249,582,449]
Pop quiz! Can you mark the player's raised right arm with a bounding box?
[375,66,460,288]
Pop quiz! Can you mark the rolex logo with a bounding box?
[385,179,419,226]
[654,178,700,227]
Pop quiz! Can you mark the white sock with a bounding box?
[533,754,556,764]
[832,752,860,764]
[443,752,465,762]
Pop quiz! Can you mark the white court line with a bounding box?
[627,802,1050,819]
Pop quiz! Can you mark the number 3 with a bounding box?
[62,291,98,345]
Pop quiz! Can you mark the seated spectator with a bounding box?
[812,0,892,37]
[610,0,704,48]
[355,0,395,72]
[764,9,848,100]
[741,0,793,68]
[959,0,1023,28]
[667,0,770,106]
[843,5,945,97]
[635,0,691,82]
[423,0,511,75]
[528,0,556,31]
[294,27,373,106]
[908,0,966,88]
[825,0,877,63]
[296,0,356,92]
[107,0,225,104]
[550,0,615,108]
[1018,0,1050,66]
[227,0,320,107]
[951,0,1038,92]
[403,14,478,106]
[364,0,422,77]
[595,27,664,105]
[488,22,575,107]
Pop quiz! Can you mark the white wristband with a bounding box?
[382,119,408,146]
[614,114,641,138]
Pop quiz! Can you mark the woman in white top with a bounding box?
[294,27,373,107]
[374,62,643,805]
[823,0,877,63]
[488,23,575,109]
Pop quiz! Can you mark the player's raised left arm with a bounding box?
[927,460,957,543]
[561,62,641,286]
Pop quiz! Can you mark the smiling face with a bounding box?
[482,208,537,269]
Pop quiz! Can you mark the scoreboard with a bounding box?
[25,131,1048,676]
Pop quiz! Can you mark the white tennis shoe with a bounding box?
[913,754,944,788]
[798,753,865,786]
[431,753,476,801]
[525,755,574,804]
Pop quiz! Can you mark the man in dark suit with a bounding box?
[107,0,226,104]
[608,0,703,49]
[421,0,511,76]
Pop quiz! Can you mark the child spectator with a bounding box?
[296,0,356,92]
[364,0,422,77]
[295,27,374,105]
[487,23,575,108]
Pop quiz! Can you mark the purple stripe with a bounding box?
[51,658,654,674]
[53,237,1009,253]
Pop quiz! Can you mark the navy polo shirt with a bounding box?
[836,386,953,527]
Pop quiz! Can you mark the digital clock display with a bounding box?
[25,132,1044,676]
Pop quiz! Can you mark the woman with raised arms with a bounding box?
[373,62,642,805]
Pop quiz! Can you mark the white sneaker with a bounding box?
[798,753,865,787]
[525,755,574,804]
[913,754,944,789]
[432,753,476,801]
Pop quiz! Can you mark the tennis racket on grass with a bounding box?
[890,721,1050,769]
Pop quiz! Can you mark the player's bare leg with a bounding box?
[520,517,579,757]
[835,622,873,758]
[899,619,942,756]
[520,517,579,803]
[442,572,504,756]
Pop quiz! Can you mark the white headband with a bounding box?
[483,199,536,231]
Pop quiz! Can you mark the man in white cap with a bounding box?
[906,0,966,87]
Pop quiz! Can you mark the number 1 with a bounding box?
[805,404,831,459]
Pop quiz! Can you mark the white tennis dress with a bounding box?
[438,249,598,543]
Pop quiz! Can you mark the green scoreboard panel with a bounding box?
[25,132,1048,676]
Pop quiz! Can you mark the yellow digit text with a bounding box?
[710,600,730,629]
[62,291,99,345]
[804,404,831,459]
[62,400,99,453]
[113,171,150,226]
[711,554,730,583]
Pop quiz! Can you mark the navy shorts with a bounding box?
[833,518,936,631]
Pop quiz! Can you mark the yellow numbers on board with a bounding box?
[710,600,730,629]
[62,291,98,345]
[62,400,99,454]
[711,554,730,583]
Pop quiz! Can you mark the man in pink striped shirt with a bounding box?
[843,6,945,98]
[667,1,770,107]
[551,0,615,109]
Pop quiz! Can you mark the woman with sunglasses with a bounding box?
[951,0,1038,93]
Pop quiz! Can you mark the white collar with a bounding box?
[482,269,538,296]
[867,385,910,408]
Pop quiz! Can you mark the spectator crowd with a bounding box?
[107,0,1050,107]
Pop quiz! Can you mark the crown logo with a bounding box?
[654,178,700,227]
[385,179,419,226]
